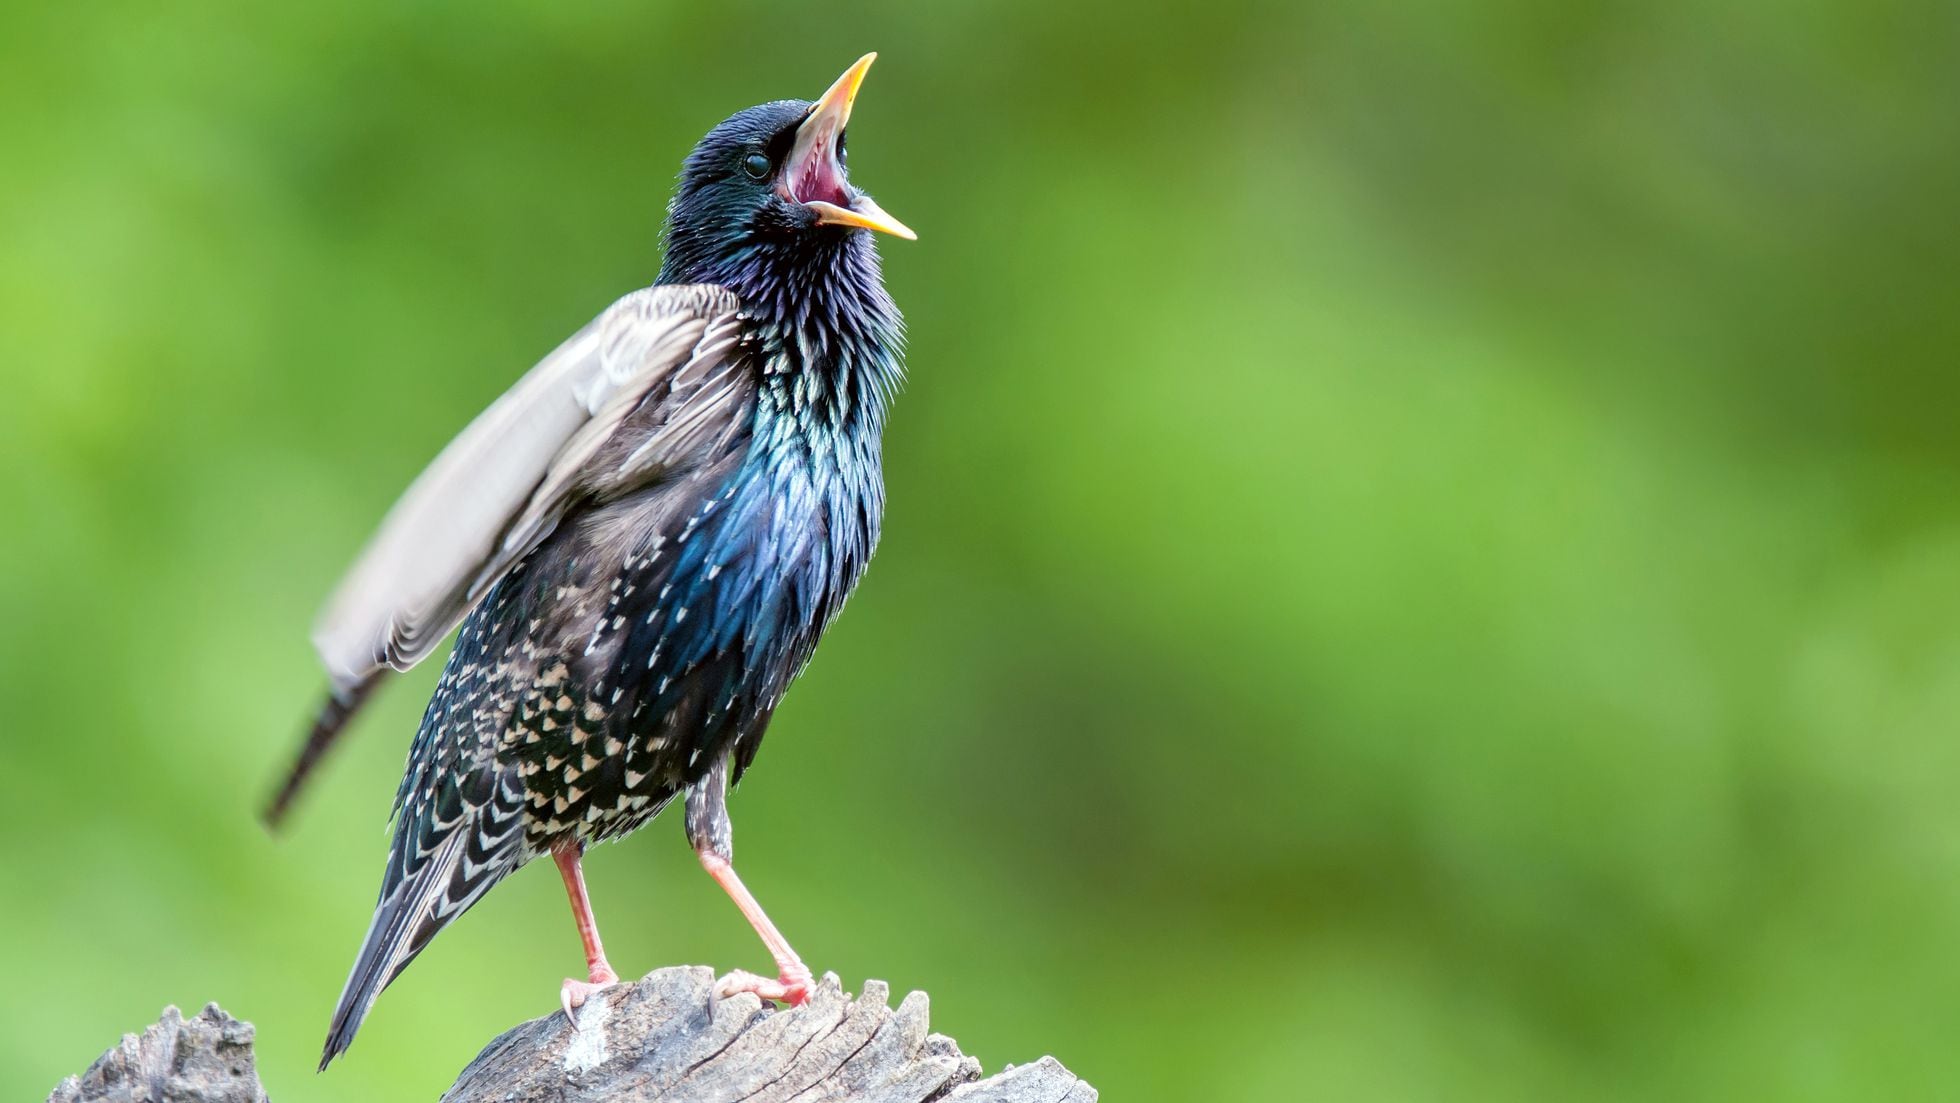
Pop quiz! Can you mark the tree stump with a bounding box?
[49,1003,267,1103]
[49,968,1097,1103]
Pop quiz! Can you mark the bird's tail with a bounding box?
[320,772,528,1069]
[265,673,384,829]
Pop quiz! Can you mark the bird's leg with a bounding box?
[552,840,621,1021]
[698,851,815,1004]
[686,758,814,1006]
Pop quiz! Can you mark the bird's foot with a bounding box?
[560,964,622,1024]
[714,961,814,1006]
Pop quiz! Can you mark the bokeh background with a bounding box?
[3,1,1957,1099]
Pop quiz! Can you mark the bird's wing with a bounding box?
[310,283,748,694]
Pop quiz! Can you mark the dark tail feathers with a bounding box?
[320,777,526,1068]
[320,874,425,1070]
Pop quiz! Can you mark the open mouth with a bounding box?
[783,122,850,208]
[778,54,917,241]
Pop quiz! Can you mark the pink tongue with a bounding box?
[794,139,848,205]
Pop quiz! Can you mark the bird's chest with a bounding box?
[502,439,878,841]
[600,439,878,689]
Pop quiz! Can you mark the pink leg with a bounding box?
[698,851,814,1005]
[554,842,622,1020]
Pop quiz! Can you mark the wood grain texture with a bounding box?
[444,967,1096,1103]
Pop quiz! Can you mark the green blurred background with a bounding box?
[3,1,1957,1099]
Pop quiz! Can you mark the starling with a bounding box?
[270,54,916,1068]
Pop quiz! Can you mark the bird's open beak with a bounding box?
[782,53,917,241]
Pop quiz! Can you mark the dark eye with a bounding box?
[740,151,771,180]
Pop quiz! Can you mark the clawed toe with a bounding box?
[714,964,814,1006]
[560,970,622,1024]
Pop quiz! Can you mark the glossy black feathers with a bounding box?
[315,88,905,1068]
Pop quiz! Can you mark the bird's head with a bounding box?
[659,53,915,292]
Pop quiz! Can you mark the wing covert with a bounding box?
[310,283,748,692]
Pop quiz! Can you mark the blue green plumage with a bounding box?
[316,95,906,1066]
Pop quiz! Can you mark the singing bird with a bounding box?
[267,55,916,1068]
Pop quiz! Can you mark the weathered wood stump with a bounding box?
[49,1003,267,1103]
[49,967,1096,1103]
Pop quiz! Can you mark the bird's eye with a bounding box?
[740,152,771,180]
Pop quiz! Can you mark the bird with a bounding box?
[263,53,916,1069]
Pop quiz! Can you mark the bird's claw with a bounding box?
[560,968,622,1024]
[714,963,814,1006]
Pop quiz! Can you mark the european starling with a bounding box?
[271,55,915,1068]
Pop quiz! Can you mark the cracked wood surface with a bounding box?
[49,968,1096,1103]
[444,967,1096,1103]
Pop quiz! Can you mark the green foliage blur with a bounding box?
[3,1,1956,1099]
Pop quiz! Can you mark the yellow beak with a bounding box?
[785,53,918,241]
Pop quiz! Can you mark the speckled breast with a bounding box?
[475,439,870,851]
